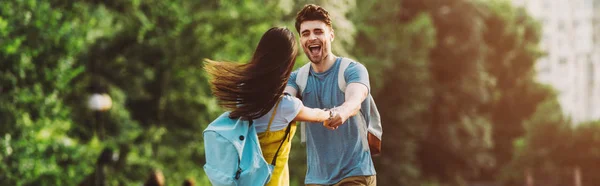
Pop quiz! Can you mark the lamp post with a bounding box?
[88,91,112,140]
[88,82,112,186]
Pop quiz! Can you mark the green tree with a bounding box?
[501,93,600,186]
[481,0,549,181]
[64,0,294,185]
[351,0,546,185]
[352,0,436,185]
[500,92,573,186]
[397,1,493,185]
[0,1,111,185]
[569,120,600,185]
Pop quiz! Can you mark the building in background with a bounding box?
[512,0,600,124]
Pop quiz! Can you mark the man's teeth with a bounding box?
[308,45,321,55]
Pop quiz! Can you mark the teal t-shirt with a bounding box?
[287,57,376,185]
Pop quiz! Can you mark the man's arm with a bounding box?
[285,70,300,97]
[327,83,368,128]
[284,86,298,98]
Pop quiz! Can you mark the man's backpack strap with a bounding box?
[295,63,311,144]
[338,57,353,93]
[295,63,311,96]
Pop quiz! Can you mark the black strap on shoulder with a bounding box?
[271,122,292,166]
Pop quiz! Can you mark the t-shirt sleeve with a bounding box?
[279,94,303,124]
[345,62,371,93]
[286,70,299,92]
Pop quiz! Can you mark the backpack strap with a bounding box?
[236,119,253,180]
[338,57,353,93]
[271,122,292,166]
[295,63,311,143]
[264,95,293,166]
[295,63,311,95]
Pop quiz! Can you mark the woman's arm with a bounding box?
[282,94,334,129]
[293,106,335,130]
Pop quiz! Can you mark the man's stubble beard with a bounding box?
[308,52,328,65]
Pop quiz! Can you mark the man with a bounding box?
[285,4,376,186]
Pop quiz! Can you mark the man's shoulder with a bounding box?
[339,56,359,62]
[338,57,365,68]
[341,58,367,74]
[292,62,312,75]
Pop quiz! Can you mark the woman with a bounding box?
[204,27,333,186]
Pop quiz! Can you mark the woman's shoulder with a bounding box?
[277,93,303,124]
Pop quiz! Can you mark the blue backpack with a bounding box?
[203,112,291,186]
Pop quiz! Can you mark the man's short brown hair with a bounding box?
[294,4,332,33]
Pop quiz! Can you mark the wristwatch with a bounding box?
[328,109,336,120]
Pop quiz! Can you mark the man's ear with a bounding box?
[330,29,335,42]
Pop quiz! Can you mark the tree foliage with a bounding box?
[0,1,109,185]
[501,96,600,186]
[351,0,562,185]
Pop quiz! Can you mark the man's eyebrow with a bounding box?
[301,30,310,34]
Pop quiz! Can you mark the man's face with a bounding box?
[299,20,334,64]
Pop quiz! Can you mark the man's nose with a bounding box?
[309,33,318,41]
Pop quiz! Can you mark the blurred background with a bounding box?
[1,0,599,185]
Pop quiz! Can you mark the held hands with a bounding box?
[322,119,335,130]
[323,107,347,130]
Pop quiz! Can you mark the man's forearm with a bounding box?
[338,83,368,119]
[338,99,362,120]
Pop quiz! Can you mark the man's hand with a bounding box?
[325,83,368,130]
[322,117,336,130]
[324,107,347,130]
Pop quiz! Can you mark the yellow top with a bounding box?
[257,98,297,186]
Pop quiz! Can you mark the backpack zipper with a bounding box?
[235,167,242,179]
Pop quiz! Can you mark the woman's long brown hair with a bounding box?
[204,27,298,119]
